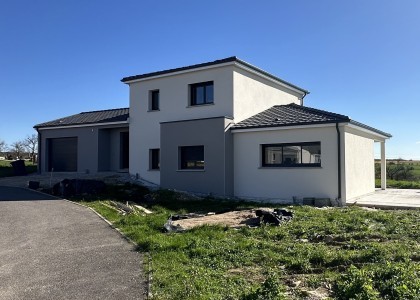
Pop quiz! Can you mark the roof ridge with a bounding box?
[80,107,129,114]
[275,103,350,121]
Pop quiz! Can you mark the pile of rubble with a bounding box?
[164,208,293,232]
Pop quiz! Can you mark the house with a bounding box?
[34,57,391,204]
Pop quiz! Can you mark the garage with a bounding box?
[47,137,78,172]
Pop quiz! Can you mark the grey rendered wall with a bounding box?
[160,117,234,197]
[39,125,128,173]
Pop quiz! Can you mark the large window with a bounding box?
[262,142,321,167]
[150,149,160,170]
[179,146,204,169]
[149,90,159,111]
[190,81,214,105]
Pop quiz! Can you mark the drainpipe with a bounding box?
[335,123,342,201]
[301,92,308,106]
[36,128,41,174]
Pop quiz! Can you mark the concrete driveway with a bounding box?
[347,188,420,209]
[0,187,145,299]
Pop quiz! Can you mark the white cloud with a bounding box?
[416,141,420,144]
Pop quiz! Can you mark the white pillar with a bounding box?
[381,141,386,190]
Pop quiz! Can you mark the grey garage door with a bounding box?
[47,137,78,172]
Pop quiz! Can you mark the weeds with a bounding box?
[79,186,420,299]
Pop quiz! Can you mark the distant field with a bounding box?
[0,160,37,177]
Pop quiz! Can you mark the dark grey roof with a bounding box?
[34,108,129,128]
[121,56,309,94]
[232,103,392,137]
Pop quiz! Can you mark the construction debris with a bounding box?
[164,208,293,232]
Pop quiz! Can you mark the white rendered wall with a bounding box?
[233,126,339,201]
[343,128,375,201]
[129,65,234,184]
[233,66,302,123]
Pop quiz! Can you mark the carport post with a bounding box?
[381,141,386,190]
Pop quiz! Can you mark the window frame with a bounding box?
[149,148,160,170]
[189,81,214,106]
[179,145,205,170]
[149,90,160,111]
[261,142,321,168]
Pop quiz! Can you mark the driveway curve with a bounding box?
[0,186,145,299]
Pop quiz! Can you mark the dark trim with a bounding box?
[160,116,233,124]
[261,142,321,168]
[336,123,341,200]
[349,120,392,138]
[121,56,309,95]
[232,120,342,130]
[36,128,41,174]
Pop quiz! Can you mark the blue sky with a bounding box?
[1,0,419,159]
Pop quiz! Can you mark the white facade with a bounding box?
[233,125,339,201]
[122,57,390,203]
[126,61,305,185]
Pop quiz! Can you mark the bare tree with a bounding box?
[24,134,38,163]
[9,141,25,160]
[0,139,6,154]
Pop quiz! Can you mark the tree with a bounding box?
[9,141,25,160]
[0,139,6,154]
[24,134,38,163]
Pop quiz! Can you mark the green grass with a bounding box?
[0,160,37,177]
[375,178,420,189]
[77,185,420,299]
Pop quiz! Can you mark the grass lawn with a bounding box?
[0,160,37,177]
[375,178,420,189]
[77,185,420,300]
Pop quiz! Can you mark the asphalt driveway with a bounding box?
[0,186,145,299]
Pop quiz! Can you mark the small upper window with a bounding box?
[149,90,159,111]
[262,142,321,167]
[190,81,213,106]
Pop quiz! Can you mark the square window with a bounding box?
[150,149,160,170]
[149,90,159,111]
[190,81,213,106]
[179,146,204,169]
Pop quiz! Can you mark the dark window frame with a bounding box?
[149,90,160,111]
[261,142,321,168]
[190,81,214,106]
[179,145,205,170]
[150,148,160,170]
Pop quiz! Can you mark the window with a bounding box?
[262,142,321,167]
[150,149,160,170]
[190,81,213,105]
[179,146,204,169]
[149,90,159,111]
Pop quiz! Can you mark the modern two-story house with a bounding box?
[34,57,391,204]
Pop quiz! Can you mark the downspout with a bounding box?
[35,128,41,174]
[335,123,341,201]
[301,92,308,106]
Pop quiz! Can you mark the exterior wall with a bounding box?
[233,126,339,201]
[39,124,128,173]
[342,127,375,201]
[233,66,302,123]
[160,117,233,196]
[129,65,234,184]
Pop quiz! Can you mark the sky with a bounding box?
[1,0,419,159]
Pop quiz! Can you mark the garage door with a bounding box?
[47,137,78,172]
